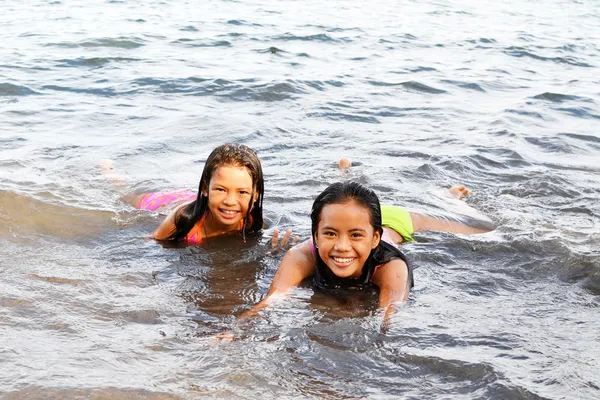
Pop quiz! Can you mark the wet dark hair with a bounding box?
[310,181,412,290]
[311,181,383,242]
[168,143,264,242]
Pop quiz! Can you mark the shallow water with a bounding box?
[1,0,599,398]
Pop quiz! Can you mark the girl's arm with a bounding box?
[239,239,315,320]
[151,206,180,240]
[371,259,410,328]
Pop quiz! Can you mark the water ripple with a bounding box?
[172,39,232,47]
[532,92,593,103]
[45,37,146,48]
[504,46,593,67]
[56,57,140,68]
[0,83,39,96]
[398,81,447,94]
[272,33,350,43]
[440,79,486,92]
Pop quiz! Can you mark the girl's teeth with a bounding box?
[334,257,354,263]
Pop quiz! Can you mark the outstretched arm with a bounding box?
[371,259,411,329]
[411,185,495,235]
[239,239,315,320]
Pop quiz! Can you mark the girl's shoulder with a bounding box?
[373,241,414,289]
[371,258,410,289]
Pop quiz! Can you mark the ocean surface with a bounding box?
[1,0,599,398]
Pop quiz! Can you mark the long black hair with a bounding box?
[310,181,412,290]
[168,143,264,242]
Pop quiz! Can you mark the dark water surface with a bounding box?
[1,0,599,398]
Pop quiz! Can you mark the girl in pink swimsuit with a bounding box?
[104,143,264,245]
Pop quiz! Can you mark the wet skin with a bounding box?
[202,165,257,236]
[314,201,381,279]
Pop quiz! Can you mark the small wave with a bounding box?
[180,25,198,32]
[226,19,261,26]
[440,80,486,92]
[532,92,591,102]
[297,79,343,91]
[560,254,600,296]
[325,80,344,87]
[411,66,438,73]
[427,9,473,16]
[227,19,245,25]
[561,133,600,145]
[399,81,446,94]
[42,85,119,97]
[469,152,531,170]
[136,77,212,94]
[256,46,286,54]
[0,190,116,242]
[299,80,326,92]
[555,107,600,120]
[221,82,302,102]
[499,176,580,199]
[56,57,139,68]
[306,111,380,124]
[391,66,438,75]
[504,46,592,67]
[326,27,363,33]
[383,352,528,398]
[524,136,574,154]
[45,37,146,49]
[272,33,350,43]
[0,137,27,150]
[504,108,547,120]
[367,80,403,87]
[509,241,600,296]
[369,107,407,118]
[127,77,243,96]
[0,83,39,96]
[172,39,231,47]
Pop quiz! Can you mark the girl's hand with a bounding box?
[270,228,300,250]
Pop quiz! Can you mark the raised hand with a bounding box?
[270,228,299,251]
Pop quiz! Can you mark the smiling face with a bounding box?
[314,200,381,279]
[203,164,256,233]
